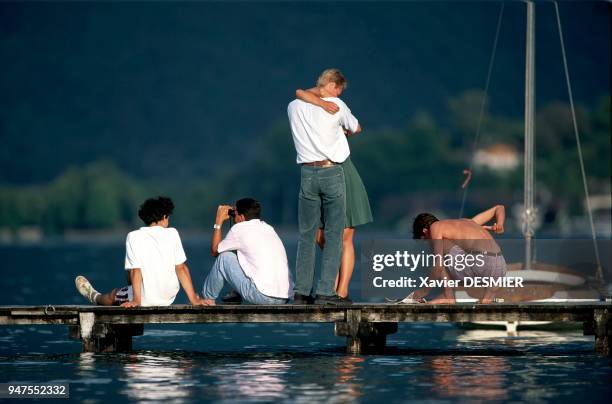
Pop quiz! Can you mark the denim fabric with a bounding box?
[294,165,346,296]
[202,252,287,305]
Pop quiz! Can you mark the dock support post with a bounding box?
[335,309,398,354]
[69,313,143,353]
[593,308,611,356]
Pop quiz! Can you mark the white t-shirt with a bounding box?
[124,226,187,306]
[217,219,291,299]
[287,97,359,164]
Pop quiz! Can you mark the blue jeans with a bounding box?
[202,252,287,305]
[294,165,346,297]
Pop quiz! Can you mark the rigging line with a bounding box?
[554,1,604,283]
[459,2,505,218]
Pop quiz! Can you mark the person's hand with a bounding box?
[483,223,504,234]
[216,205,233,224]
[189,294,215,306]
[320,100,339,115]
[120,300,140,308]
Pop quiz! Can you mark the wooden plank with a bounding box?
[0,303,609,326]
[0,317,78,325]
[93,312,346,324]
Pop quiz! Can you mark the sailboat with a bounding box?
[456,1,606,329]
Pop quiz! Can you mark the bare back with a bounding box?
[431,219,500,253]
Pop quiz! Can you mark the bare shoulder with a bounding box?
[429,220,450,235]
[434,219,478,238]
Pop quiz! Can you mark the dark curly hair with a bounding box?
[236,198,261,221]
[138,196,175,225]
[413,213,439,239]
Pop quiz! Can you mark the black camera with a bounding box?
[228,209,236,217]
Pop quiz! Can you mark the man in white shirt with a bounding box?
[201,198,291,305]
[75,197,205,307]
[287,68,360,305]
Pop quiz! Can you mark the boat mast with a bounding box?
[523,0,536,268]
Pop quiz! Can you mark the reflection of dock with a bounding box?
[1,303,610,355]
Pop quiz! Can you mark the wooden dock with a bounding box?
[1,303,610,355]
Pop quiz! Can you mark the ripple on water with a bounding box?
[143,329,197,337]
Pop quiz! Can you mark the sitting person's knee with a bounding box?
[217,251,238,263]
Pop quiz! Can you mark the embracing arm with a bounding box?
[295,87,340,114]
[344,124,362,136]
[471,204,505,233]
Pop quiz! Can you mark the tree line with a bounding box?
[0,93,609,235]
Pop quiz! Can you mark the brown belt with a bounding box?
[301,159,336,167]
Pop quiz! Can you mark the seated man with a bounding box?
[407,204,507,304]
[202,198,291,305]
[75,196,204,307]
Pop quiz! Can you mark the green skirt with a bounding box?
[320,157,373,228]
[341,157,373,227]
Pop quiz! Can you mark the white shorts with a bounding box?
[113,285,133,305]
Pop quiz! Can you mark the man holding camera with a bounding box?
[201,198,291,305]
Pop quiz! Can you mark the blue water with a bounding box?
[1,243,611,403]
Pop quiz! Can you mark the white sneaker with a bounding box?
[398,292,427,304]
[75,276,100,304]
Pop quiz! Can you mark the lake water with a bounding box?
[1,242,611,402]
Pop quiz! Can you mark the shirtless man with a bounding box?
[408,204,506,304]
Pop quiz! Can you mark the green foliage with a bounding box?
[0,92,609,233]
[0,161,145,234]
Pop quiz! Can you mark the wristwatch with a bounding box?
[213,224,222,230]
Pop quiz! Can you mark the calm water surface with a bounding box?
[1,244,611,403]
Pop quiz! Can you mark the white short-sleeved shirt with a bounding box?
[124,226,187,306]
[287,97,359,164]
[218,219,291,299]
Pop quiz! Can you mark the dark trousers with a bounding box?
[294,165,346,296]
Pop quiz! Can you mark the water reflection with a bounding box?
[333,355,364,401]
[457,329,591,352]
[207,358,290,401]
[120,353,196,402]
[430,356,509,400]
[5,325,609,403]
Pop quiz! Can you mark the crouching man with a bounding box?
[202,198,291,305]
[75,196,205,307]
[406,204,507,304]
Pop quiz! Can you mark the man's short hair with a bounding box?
[316,68,348,90]
[236,198,261,221]
[138,196,175,225]
[413,213,439,239]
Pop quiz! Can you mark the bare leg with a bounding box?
[317,228,341,290]
[75,276,121,306]
[336,227,355,298]
[480,287,497,304]
[95,289,119,306]
[315,228,325,249]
